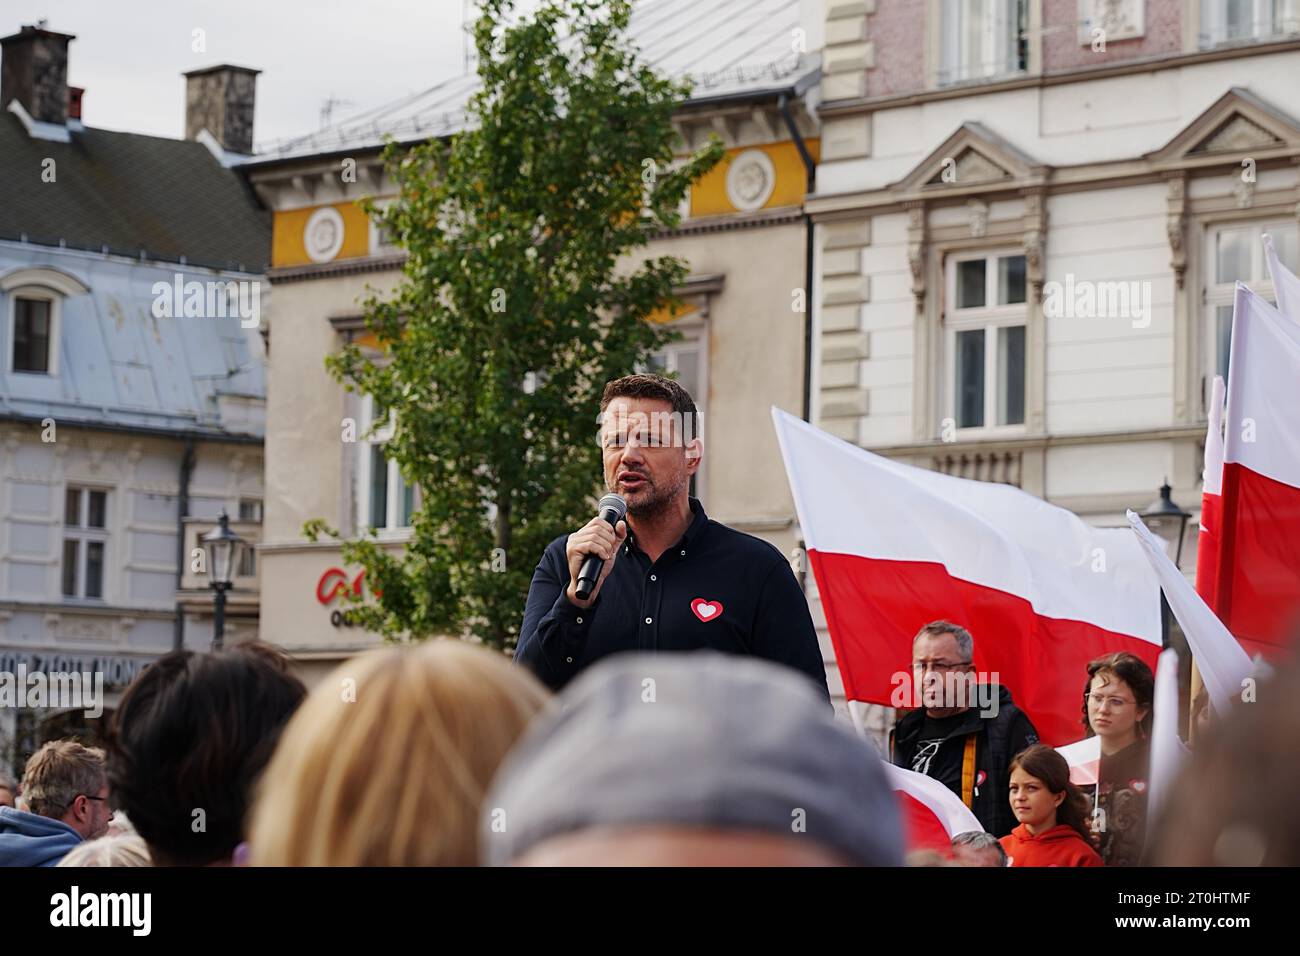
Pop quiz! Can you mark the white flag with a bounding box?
[1126,510,1254,714]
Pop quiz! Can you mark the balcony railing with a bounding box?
[931,448,1023,487]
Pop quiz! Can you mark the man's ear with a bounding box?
[684,437,703,470]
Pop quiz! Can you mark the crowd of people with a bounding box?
[0,619,1293,868]
[0,377,1288,867]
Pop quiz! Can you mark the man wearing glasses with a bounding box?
[0,739,111,866]
[889,621,1039,837]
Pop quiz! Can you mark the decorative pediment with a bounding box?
[896,122,1046,195]
[1148,88,1300,166]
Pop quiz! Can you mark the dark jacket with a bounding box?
[890,685,1039,838]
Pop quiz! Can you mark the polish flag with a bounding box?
[1214,283,1300,659]
[1055,735,1100,788]
[1127,510,1254,715]
[887,763,983,854]
[1195,375,1226,608]
[772,408,1162,747]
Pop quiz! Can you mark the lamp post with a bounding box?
[1137,480,1192,646]
[201,511,244,651]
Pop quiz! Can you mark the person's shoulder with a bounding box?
[1073,838,1104,867]
[706,520,788,567]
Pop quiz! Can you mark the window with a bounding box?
[359,396,416,531]
[1204,221,1299,389]
[236,499,261,576]
[11,295,53,373]
[945,252,1027,433]
[645,319,707,500]
[62,487,109,600]
[938,0,1027,87]
[1200,0,1300,47]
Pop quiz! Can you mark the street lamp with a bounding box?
[1137,480,1192,647]
[201,511,244,651]
[1138,480,1192,566]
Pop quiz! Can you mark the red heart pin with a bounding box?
[691,598,724,622]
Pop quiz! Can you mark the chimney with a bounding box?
[68,85,83,120]
[183,64,259,155]
[0,24,76,125]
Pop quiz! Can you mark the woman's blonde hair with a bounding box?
[249,640,550,866]
[57,834,151,867]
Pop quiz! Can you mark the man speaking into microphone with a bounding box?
[516,374,829,699]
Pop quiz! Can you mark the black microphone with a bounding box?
[575,493,627,601]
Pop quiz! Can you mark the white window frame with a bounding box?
[367,198,401,257]
[5,286,61,376]
[943,250,1029,438]
[236,498,262,576]
[937,0,1026,87]
[1200,0,1300,47]
[1203,219,1298,391]
[357,394,416,535]
[61,486,111,602]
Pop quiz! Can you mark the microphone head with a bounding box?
[597,493,627,521]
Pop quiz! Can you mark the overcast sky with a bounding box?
[5,0,505,149]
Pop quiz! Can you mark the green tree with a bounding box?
[306,0,724,648]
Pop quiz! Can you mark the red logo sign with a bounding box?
[316,567,365,605]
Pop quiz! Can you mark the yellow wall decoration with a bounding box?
[272,202,373,268]
[688,139,820,219]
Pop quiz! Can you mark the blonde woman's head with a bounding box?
[57,834,152,867]
[249,640,550,866]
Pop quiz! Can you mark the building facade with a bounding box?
[0,25,271,777]
[799,0,1300,741]
[243,0,833,689]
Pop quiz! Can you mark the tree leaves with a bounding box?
[314,0,724,648]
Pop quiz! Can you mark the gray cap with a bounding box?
[481,651,903,866]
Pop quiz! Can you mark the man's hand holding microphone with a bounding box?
[564,493,628,609]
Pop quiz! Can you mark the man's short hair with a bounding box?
[952,829,1007,864]
[105,645,306,866]
[600,374,699,442]
[20,740,106,819]
[913,620,974,663]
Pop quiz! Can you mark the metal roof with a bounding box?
[250,0,820,165]
[0,242,266,439]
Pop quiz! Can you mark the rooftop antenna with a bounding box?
[319,94,355,129]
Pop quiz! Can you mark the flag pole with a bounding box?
[1188,658,1205,745]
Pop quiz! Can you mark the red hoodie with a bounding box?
[1000,823,1103,867]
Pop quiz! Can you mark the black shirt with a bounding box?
[909,713,968,793]
[515,497,829,699]
[1092,738,1150,867]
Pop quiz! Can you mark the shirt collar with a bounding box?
[624,496,709,554]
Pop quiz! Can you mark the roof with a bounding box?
[249,0,820,165]
[0,242,266,439]
[0,111,270,273]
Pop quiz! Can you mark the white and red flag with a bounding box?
[1213,282,1300,659]
[772,408,1162,746]
[1195,375,1226,607]
[886,763,984,854]
[1055,735,1100,787]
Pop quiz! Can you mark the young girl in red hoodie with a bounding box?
[1000,744,1103,867]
